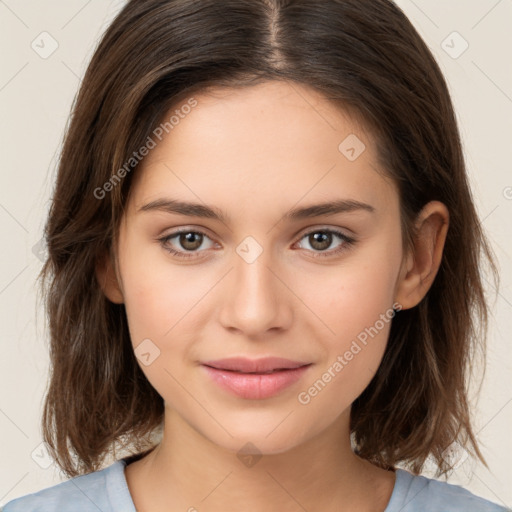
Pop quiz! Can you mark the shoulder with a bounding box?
[1,460,133,512]
[387,469,510,512]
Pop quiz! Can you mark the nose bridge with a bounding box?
[219,234,291,335]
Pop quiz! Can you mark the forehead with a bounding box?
[128,80,398,219]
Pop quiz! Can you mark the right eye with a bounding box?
[158,229,217,259]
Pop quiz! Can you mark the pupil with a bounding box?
[181,232,202,250]
[311,232,331,250]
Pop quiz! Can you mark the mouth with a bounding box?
[200,357,312,400]
[201,356,311,373]
[205,367,300,374]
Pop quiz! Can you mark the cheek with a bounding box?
[293,242,401,403]
[118,247,206,405]
[119,239,208,344]
[298,244,400,342]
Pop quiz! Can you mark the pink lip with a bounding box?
[201,357,312,400]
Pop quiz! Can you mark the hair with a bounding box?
[39,0,499,478]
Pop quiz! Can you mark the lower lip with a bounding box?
[201,364,312,400]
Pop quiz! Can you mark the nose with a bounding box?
[218,245,293,338]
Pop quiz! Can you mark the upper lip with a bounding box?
[202,357,311,373]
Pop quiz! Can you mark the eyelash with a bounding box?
[158,228,356,260]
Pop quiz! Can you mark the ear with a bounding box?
[96,249,124,304]
[394,201,449,310]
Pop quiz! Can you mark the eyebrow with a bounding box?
[138,198,375,223]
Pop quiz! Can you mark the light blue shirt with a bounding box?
[2,457,509,511]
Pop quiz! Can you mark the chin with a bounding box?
[195,415,312,458]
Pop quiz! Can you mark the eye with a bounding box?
[158,227,356,260]
[294,228,356,258]
[158,229,216,259]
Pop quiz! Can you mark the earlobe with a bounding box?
[395,201,449,310]
[96,250,124,304]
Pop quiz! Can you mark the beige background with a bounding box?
[0,0,511,507]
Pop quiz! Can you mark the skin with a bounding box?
[98,80,449,512]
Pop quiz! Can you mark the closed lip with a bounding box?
[201,357,311,373]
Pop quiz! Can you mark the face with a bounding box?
[105,80,410,455]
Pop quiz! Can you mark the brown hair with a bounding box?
[40,0,499,478]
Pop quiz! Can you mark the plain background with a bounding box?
[0,0,511,508]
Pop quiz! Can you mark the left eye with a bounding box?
[295,229,355,258]
[158,228,355,260]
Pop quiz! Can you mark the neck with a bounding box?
[125,407,396,512]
